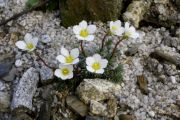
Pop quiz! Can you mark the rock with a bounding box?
[125,44,140,56]
[39,66,54,84]
[10,32,21,43]
[0,80,6,91]
[11,67,39,112]
[60,0,123,27]
[66,95,88,117]
[2,67,16,81]
[41,34,51,43]
[90,100,107,116]
[176,28,180,37]
[76,79,121,104]
[12,113,33,120]
[15,59,23,67]
[148,111,155,117]
[118,114,134,120]
[0,0,6,7]
[150,49,180,68]
[38,101,51,120]
[170,76,176,83]
[137,75,149,95]
[0,91,11,112]
[107,98,117,117]
[86,116,107,120]
[0,53,15,77]
[123,0,151,28]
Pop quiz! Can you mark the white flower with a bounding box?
[56,47,79,65]
[54,65,73,80]
[73,20,96,41]
[15,33,38,52]
[86,54,108,74]
[123,22,139,39]
[110,20,124,36]
[15,59,23,67]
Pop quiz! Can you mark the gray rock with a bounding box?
[11,67,39,112]
[60,0,123,27]
[66,95,88,117]
[0,0,6,7]
[0,91,11,112]
[123,0,151,28]
[86,116,107,120]
[2,67,16,82]
[90,100,107,116]
[38,101,51,120]
[0,53,15,77]
[0,80,6,91]
[39,66,54,84]
[137,75,149,95]
[76,79,121,104]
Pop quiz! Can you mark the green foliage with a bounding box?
[26,0,39,9]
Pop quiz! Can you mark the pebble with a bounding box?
[170,76,176,83]
[148,111,155,117]
[15,59,23,67]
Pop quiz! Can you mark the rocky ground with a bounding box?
[0,0,180,120]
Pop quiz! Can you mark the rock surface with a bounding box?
[76,79,121,104]
[11,67,39,112]
[39,66,54,84]
[0,91,11,112]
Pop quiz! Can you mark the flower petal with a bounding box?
[116,27,125,36]
[95,69,104,74]
[66,65,73,71]
[79,20,87,29]
[114,20,121,27]
[54,69,61,78]
[15,41,27,50]
[125,22,130,30]
[100,59,108,68]
[70,48,79,58]
[86,66,95,73]
[32,37,38,46]
[56,55,66,63]
[68,72,73,79]
[72,58,79,64]
[85,35,94,41]
[61,47,69,56]
[86,57,95,66]
[24,33,33,43]
[76,35,85,40]
[110,21,114,28]
[73,25,82,34]
[87,25,96,34]
[93,54,101,61]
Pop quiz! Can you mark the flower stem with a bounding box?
[100,33,108,52]
[35,51,54,69]
[80,41,86,57]
[110,37,124,59]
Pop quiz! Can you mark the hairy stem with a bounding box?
[100,33,108,52]
[110,37,124,59]
[80,41,86,57]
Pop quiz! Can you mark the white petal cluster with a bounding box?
[54,65,73,80]
[109,20,139,39]
[86,54,108,74]
[56,47,79,65]
[15,33,38,52]
[73,20,96,41]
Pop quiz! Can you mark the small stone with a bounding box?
[137,75,149,95]
[66,95,88,117]
[41,34,51,43]
[76,79,121,104]
[0,53,15,77]
[90,100,107,116]
[0,91,11,112]
[170,76,176,83]
[107,98,117,117]
[0,0,6,7]
[148,111,155,117]
[2,67,16,81]
[86,116,107,120]
[118,114,134,120]
[39,66,54,84]
[15,59,23,67]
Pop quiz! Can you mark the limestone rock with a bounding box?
[76,79,121,104]
[0,91,11,112]
[11,67,39,112]
[60,0,123,27]
[0,53,15,77]
[66,95,88,117]
[90,100,107,116]
[123,0,151,28]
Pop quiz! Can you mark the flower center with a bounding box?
[111,26,118,31]
[80,29,89,37]
[26,43,34,50]
[62,68,70,76]
[123,32,131,39]
[92,62,101,71]
[66,56,74,63]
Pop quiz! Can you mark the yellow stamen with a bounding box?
[80,29,89,37]
[92,62,101,71]
[111,26,117,31]
[61,68,69,76]
[123,32,131,39]
[26,43,34,50]
[66,56,74,63]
